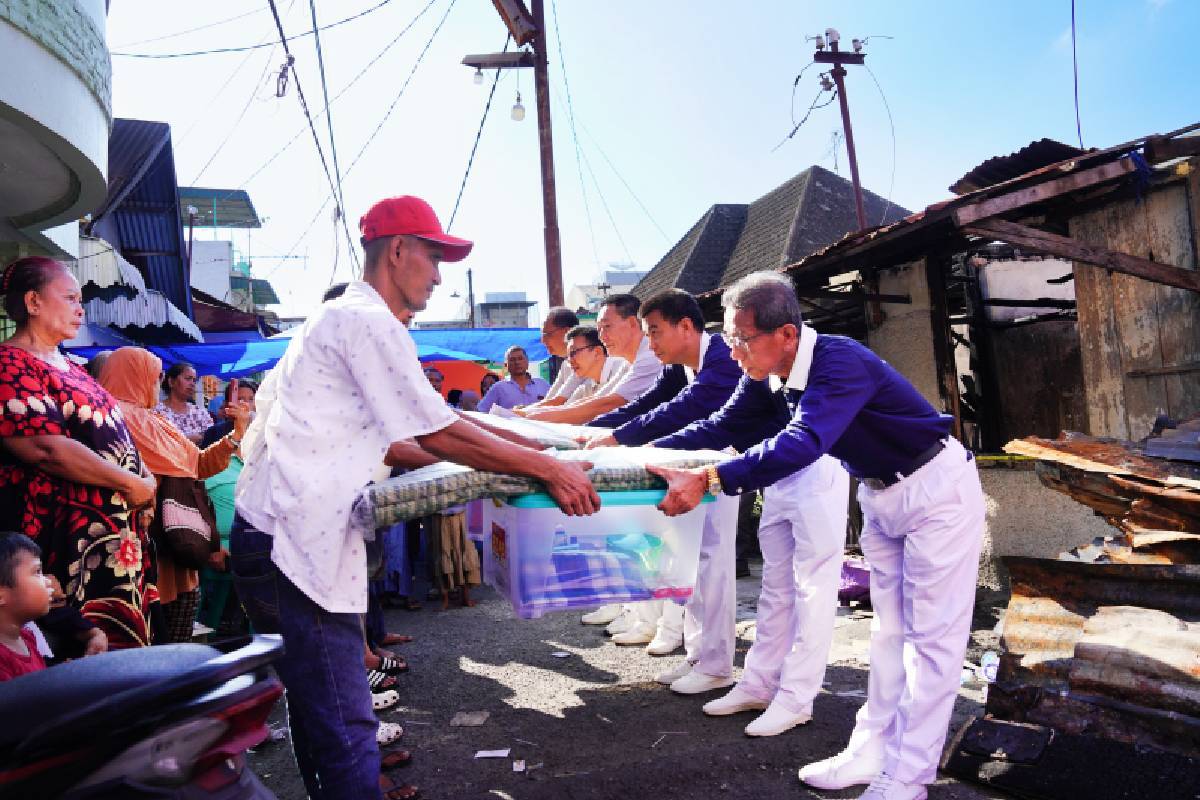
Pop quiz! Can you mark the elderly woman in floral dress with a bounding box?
[0,257,159,648]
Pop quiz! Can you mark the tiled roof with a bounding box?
[719,165,908,288]
[635,167,909,302]
[631,204,747,300]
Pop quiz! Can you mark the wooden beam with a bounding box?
[952,158,1136,227]
[925,257,964,443]
[983,297,1076,309]
[794,288,911,303]
[964,218,1200,294]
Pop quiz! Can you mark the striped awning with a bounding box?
[84,290,204,342]
[72,236,147,297]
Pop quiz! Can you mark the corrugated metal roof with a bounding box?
[949,138,1085,195]
[71,235,147,299]
[84,290,203,342]
[87,119,192,318]
[178,187,263,229]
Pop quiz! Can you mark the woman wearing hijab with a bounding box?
[100,347,251,643]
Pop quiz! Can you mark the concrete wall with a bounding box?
[191,240,233,301]
[976,466,1114,591]
[867,259,940,407]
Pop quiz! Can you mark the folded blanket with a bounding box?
[460,411,591,450]
[367,446,729,527]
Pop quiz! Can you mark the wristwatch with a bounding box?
[704,464,722,496]
[227,433,242,449]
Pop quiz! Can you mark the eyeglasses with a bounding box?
[568,344,600,359]
[725,329,773,351]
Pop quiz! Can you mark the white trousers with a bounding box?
[657,492,739,676]
[850,438,985,785]
[737,456,849,713]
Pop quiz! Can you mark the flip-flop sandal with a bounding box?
[372,689,400,712]
[377,655,408,675]
[376,721,405,747]
[380,775,420,800]
[380,633,414,646]
[367,669,399,692]
[380,747,412,768]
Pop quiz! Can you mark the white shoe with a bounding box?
[744,701,812,737]
[656,661,693,685]
[581,604,622,625]
[376,721,404,746]
[611,623,656,645]
[606,608,636,635]
[858,771,926,800]
[702,686,768,716]
[645,629,682,655]
[670,671,734,695]
[372,689,400,712]
[798,739,886,790]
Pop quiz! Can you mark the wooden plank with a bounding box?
[953,159,1137,227]
[1150,182,1200,419]
[965,218,1200,293]
[925,256,964,442]
[1070,209,1130,439]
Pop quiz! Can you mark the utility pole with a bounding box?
[463,0,564,306]
[814,29,867,230]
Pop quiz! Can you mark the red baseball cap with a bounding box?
[358,196,473,262]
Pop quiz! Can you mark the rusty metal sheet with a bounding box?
[993,557,1200,758]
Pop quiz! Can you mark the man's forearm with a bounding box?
[523,393,626,425]
[417,420,557,482]
[456,411,543,450]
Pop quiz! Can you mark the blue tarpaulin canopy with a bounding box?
[64,327,546,379]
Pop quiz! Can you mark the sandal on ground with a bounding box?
[381,747,412,768]
[372,689,400,712]
[380,775,420,800]
[380,633,414,646]
[376,721,404,747]
[367,669,399,692]
[376,655,407,674]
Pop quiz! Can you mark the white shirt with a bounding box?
[682,332,712,383]
[566,355,629,403]
[769,323,818,392]
[544,359,584,401]
[611,335,663,402]
[235,281,457,613]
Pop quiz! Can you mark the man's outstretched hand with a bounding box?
[646,464,709,517]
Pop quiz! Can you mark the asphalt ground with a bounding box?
[248,567,1009,800]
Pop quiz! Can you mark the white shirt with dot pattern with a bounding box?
[235,281,457,612]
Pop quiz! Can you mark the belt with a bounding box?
[861,440,947,491]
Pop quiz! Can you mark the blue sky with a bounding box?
[106,0,1200,321]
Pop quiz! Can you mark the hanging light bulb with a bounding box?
[511,91,525,122]
[473,67,484,85]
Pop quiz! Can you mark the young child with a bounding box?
[0,532,53,682]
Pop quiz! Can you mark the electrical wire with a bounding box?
[578,122,671,243]
[579,148,635,268]
[1070,0,1084,149]
[863,62,897,226]
[112,8,267,48]
[448,35,511,233]
[191,46,281,183]
[790,61,816,126]
[210,0,440,209]
[264,0,360,281]
[772,88,837,152]
[308,0,360,280]
[267,0,457,279]
[550,0,601,267]
[113,0,396,58]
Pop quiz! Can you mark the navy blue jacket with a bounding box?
[653,374,791,455]
[710,334,951,494]
[587,335,746,447]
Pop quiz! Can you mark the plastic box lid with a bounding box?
[507,489,716,509]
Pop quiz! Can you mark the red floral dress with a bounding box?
[0,345,158,648]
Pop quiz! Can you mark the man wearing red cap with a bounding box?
[233,196,600,800]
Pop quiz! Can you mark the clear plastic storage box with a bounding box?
[483,489,714,620]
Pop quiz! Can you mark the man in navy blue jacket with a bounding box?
[649,273,985,800]
[581,289,745,692]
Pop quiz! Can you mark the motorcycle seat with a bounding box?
[0,644,220,752]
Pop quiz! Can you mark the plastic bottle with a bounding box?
[979,651,1000,683]
[552,524,568,551]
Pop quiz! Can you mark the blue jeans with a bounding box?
[230,514,381,800]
